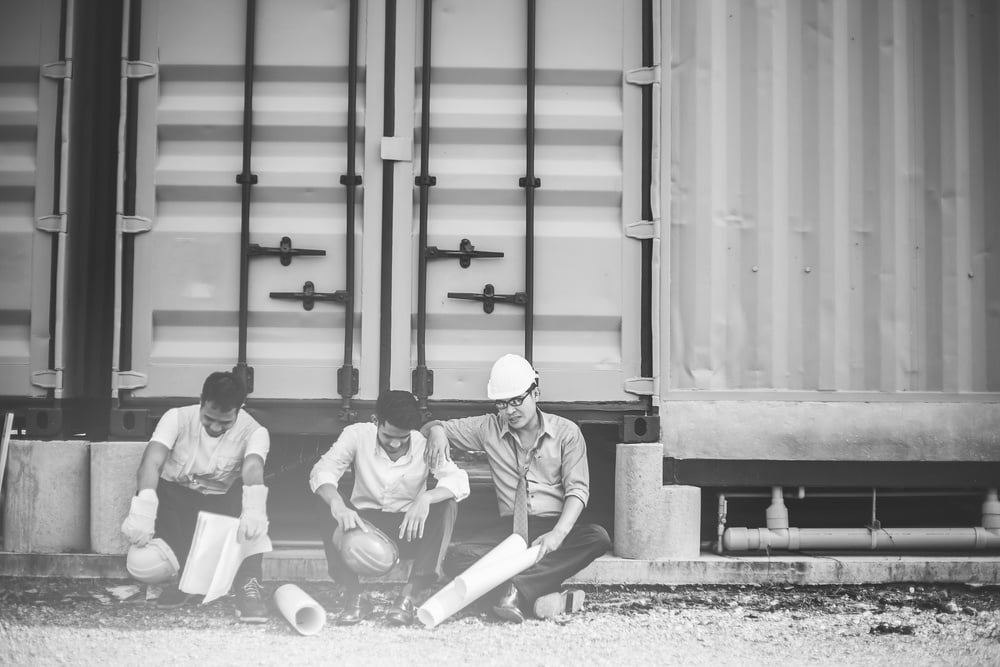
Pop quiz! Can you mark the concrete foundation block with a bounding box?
[90,442,147,555]
[615,442,701,559]
[3,440,90,553]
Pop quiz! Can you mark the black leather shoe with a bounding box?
[385,594,416,626]
[491,583,525,624]
[338,592,372,625]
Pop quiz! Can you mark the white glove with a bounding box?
[121,489,158,547]
[238,485,269,543]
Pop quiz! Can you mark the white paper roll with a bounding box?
[274,584,327,636]
[416,533,540,629]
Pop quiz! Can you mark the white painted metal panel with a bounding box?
[0,0,66,398]
[662,0,1000,395]
[412,0,645,401]
[129,0,366,399]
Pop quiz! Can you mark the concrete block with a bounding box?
[90,441,147,555]
[614,442,701,559]
[3,440,90,553]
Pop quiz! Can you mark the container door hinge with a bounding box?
[122,60,158,79]
[114,370,148,391]
[118,214,153,234]
[381,137,412,162]
[31,369,63,390]
[41,60,72,79]
[624,377,658,396]
[625,220,659,240]
[625,65,661,87]
[36,214,67,234]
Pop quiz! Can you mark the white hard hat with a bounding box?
[126,538,180,584]
[487,354,538,400]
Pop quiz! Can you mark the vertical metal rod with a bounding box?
[341,0,359,395]
[413,0,434,409]
[639,0,654,385]
[235,0,257,391]
[523,0,536,363]
[48,0,70,377]
[378,0,398,393]
[119,0,142,377]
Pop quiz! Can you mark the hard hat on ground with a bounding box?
[333,520,399,577]
[487,354,538,400]
[126,538,180,584]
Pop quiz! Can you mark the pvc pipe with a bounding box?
[274,584,326,636]
[723,526,1000,551]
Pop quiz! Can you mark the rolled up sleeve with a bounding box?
[560,429,591,507]
[432,459,471,502]
[309,429,358,494]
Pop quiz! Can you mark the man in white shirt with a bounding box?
[121,371,271,622]
[310,390,470,626]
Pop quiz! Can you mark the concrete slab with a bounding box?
[3,550,999,586]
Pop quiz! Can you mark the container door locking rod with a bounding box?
[519,0,538,363]
[337,0,362,421]
[412,0,436,413]
[234,0,258,393]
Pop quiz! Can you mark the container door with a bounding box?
[0,0,70,400]
[123,0,369,400]
[405,0,645,402]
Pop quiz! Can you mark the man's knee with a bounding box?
[429,498,458,524]
[578,523,612,553]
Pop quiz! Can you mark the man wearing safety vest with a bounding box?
[120,371,271,622]
[310,389,470,626]
[422,354,612,623]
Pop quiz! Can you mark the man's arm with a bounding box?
[122,441,170,546]
[310,429,366,532]
[532,496,585,560]
[315,482,366,533]
[136,441,170,492]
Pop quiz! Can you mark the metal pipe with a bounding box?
[378,0,397,393]
[723,526,1000,551]
[235,0,258,391]
[337,0,360,420]
[412,0,435,412]
[521,0,536,362]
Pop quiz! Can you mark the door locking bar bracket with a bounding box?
[448,283,527,314]
[248,236,326,266]
[426,238,504,268]
[270,281,349,311]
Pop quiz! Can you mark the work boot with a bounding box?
[491,582,525,624]
[235,577,268,623]
[338,592,372,625]
[533,589,585,619]
[156,585,190,609]
[385,594,416,626]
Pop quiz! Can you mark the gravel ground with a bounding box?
[2,578,1000,666]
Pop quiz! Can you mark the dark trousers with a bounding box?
[320,498,458,595]
[443,515,611,604]
[155,480,263,583]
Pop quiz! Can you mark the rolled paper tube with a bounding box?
[274,584,327,636]
[416,534,540,629]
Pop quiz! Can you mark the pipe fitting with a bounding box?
[982,489,1000,530]
[765,486,789,530]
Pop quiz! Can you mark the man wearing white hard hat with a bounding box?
[422,354,611,623]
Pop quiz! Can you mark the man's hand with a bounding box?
[121,489,158,546]
[238,485,269,543]
[531,527,568,562]
[332,507,367,534]
[399,495,431,542]
[422,422,450,467]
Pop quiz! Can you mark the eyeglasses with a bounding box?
[495,384,536,410]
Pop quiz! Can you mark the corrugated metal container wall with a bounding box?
[0,0,67,400]
[664,0,1000,395]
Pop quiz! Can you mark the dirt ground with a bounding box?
[2,577,1000,666]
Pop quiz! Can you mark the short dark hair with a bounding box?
[375,390,422,431]
[200,372,247,412]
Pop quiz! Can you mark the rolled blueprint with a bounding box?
[274,584,326,636]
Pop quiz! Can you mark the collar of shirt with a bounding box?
[500,409,554,457]
[373,439,413,464]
